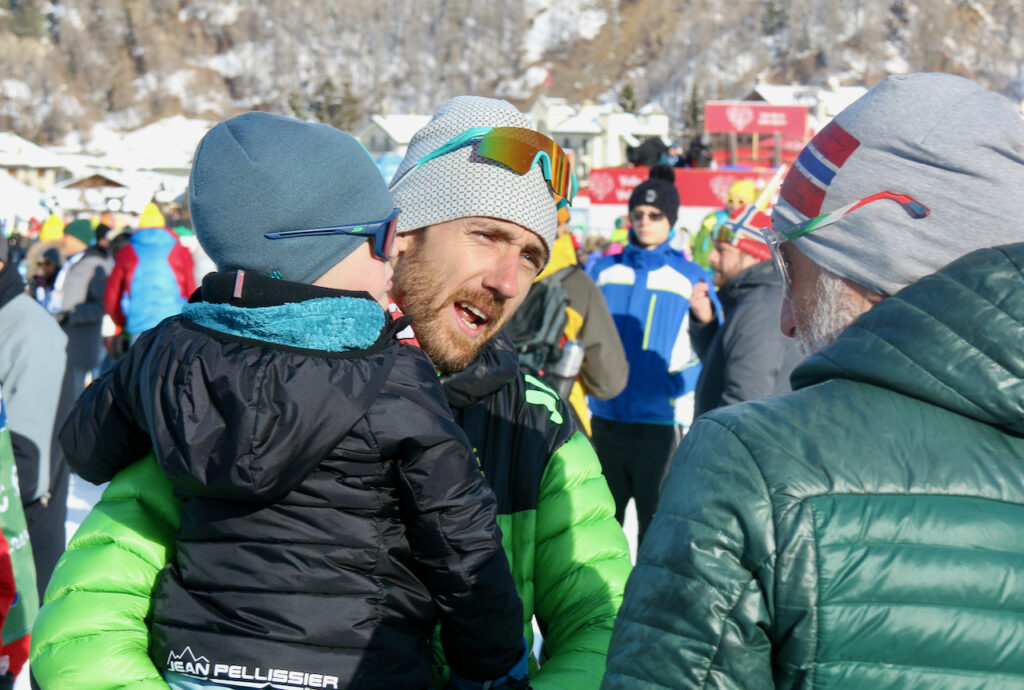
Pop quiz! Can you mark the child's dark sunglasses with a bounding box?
[263,208,401,261]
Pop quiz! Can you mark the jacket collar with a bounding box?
[621,239,678,269]
[185,271,396,353]
[792,243,1024,435]
[719,260,780,308]
[193,270,368,307]
[440,332,520,409]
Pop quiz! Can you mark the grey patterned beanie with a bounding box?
[772,72,1024,296]
[190,111,394,284]
[389,96,558,259]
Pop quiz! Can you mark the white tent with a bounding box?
[0,172,48,233]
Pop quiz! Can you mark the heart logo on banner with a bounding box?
[725,105,755,131]
[588,171,615,202]
[709,175,734,203]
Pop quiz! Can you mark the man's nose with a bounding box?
[481,250,521,299]
[780,296,797,338]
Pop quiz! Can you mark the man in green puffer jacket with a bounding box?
[32,97,632,690]
[605,72,1024,689]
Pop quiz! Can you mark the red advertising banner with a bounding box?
[586,167,782,208]
[704,101,808,139]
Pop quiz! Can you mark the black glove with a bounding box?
[449,640,530,690]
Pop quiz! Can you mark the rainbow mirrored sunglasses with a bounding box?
[263,208,401,261]
[390,126,578,208]
[759,191,930,297]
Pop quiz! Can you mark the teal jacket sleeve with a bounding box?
[602,417,775,689]
[532,431,633,690]
[30,455,179,690]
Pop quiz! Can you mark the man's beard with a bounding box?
[391,241,509,374]
[795,267,864,357]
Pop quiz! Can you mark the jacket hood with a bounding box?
[131,226,179,247]
[536,232,578,281]
[441,332,520,409]
[155,271,398,501]
[792,243,1024,435]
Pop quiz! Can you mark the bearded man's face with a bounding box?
[390,218,545,373]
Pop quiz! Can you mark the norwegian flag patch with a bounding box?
[780,120,861,218]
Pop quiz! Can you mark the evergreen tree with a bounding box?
[10,0,44,38]
[287,91,307,120]
[762,0,786,61]
[619,82,637,113]
[685,82,703,139]
[311,78,365,133]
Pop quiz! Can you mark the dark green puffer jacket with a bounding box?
[605,243,1024,689]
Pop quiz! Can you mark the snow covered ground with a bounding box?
[66,473,106,541]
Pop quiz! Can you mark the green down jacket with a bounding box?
[32,334,632,690]
[604,243,1024,689]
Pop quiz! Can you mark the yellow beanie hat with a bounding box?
[727,180,756,204]
[139,202,166,228]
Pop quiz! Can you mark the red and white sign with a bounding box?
[704,101,808,139]
[587,167,781,208]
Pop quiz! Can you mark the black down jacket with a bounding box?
[60,271,524,689]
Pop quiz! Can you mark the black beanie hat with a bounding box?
[628,165,679,227]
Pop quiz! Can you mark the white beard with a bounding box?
[795,267,866,357]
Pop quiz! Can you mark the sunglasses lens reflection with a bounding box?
[381,216,398,260]
[476,127,574,202]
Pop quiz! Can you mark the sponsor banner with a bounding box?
[586,167,783,208]
[704,101,808,139]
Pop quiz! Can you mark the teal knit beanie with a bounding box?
[189,112,395,284]
[64,218,94,245]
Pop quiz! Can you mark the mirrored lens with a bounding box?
[476,127,574,201]
[380,215,399,260]
[771,246,790,297]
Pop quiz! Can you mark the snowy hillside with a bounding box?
[0,0,1022,144]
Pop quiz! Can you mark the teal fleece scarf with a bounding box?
[183,296,386,352]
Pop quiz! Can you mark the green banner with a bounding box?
[0,392,38,644]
